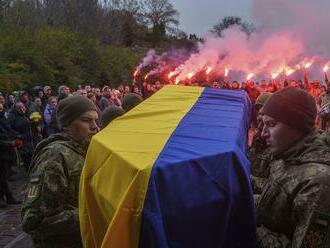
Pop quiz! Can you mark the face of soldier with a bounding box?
[261,115,304,155]
[67,110,99,143]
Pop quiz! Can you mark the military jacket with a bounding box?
[248,131,272,194]
[21,132,88,248]
[257,130,330,247]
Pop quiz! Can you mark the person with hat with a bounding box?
[8,102,34,170]
[100,106,125,129]
[248,92,273,194]
[256,87,330,247]
[121,93,143,112]
[21,96,99,247]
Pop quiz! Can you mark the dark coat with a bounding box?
[0,112,18,161]
[7,110,34,154]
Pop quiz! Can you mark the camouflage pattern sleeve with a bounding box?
[291,178,330,247]
[257,225,290,248]
[251,175,268,195]
[21,147,80,239]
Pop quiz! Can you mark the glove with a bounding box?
[15,139,23,148]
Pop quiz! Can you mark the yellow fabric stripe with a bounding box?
[79,85,203,248]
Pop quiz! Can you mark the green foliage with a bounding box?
[0,27,143,92]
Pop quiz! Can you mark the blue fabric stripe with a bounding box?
[139,88,256,248]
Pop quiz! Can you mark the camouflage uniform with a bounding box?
[256,130,330,247]
[248,130,272,194]
[21,132,88,248]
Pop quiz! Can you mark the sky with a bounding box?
[170,0,254,36]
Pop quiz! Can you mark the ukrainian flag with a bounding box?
[79,85,256,248]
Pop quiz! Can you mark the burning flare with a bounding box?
[206,67,213,75]
[144,74,149,80]
[246,73,254,80]
[323,65,329,72]
[272,72,279,79]
[188,72,194,79]
[304,62,312,69]
[225,68,229,77]
[285,67,295,76]
[168,71,175,79]
[133,69,139,77]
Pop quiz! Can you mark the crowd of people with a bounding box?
[1,74,330,247]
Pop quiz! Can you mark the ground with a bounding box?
[0,166,33,248]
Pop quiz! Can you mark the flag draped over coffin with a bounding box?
[79,85,256,248]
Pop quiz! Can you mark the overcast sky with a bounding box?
[170,0,254,36]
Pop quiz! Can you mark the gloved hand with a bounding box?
[15,139,23,148]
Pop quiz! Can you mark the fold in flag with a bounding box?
[79,85,256,248]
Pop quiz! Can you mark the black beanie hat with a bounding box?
[122,93,143,112]
[57,95,96,128]
[100,106,125,128]
[262,87,317,132]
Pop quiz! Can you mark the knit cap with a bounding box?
[261,87,316,132]
[57,95,96,128]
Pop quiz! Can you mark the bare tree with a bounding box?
[211,16,257,37]
[140,0,179,45]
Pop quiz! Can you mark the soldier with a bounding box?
[248,92,272,194]
[257,87,330,247]
[21,96,99,247]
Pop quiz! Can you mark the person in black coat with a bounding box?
[0,103,22,207]
[8,102,34,170]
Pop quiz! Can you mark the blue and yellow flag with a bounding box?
[79,85,256,248]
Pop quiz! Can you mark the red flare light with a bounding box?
[285,68,295,76]
[323,65,329,72]
[144,74,149,80]
[133,69,139,77]
[168,72,175,79]
[206,67,212,75]
[272,72,279,79]
[188,72,194,79]
[225,68,229,77]
[304,62,312,69]
[246,73,254,80]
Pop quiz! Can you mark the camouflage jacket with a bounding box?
[248,132,272,194]
[256,130,330,248]
[21,132,88,248]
